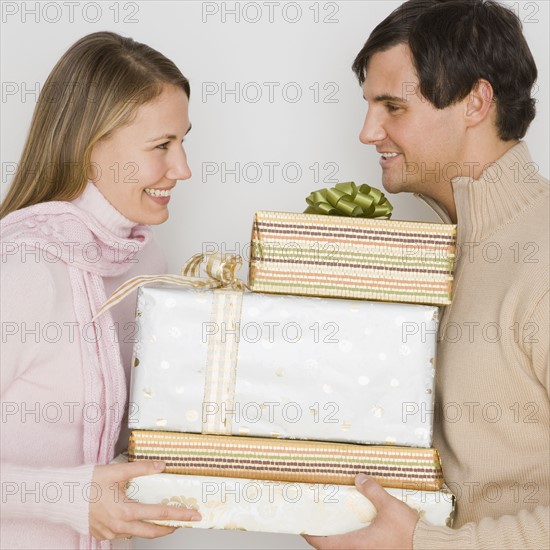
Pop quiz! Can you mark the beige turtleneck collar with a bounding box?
[415,141,548,244]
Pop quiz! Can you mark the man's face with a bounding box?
[360,43,466,198]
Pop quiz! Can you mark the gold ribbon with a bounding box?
[202,289,244,435]
[92,253,247,320]
[304,181,393,218]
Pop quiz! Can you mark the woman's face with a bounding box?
[89,85,191,225]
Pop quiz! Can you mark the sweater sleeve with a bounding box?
[525,290,550,395]
[413,506,549,549]
[0,251,94,535]
[0,463,96,535]
[413,294,550,549]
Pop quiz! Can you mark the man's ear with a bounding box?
[464,79,494,127]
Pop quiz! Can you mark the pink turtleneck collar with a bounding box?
[71,181,137,239]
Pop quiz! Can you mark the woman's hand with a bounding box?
[89,460,202,541]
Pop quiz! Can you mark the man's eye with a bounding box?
[386,104,399,113]
[156,142,169,150]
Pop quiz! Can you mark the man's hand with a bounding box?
[303,474,419,550]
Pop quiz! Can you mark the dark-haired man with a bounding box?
[304,1,548,548]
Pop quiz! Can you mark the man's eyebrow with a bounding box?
[146,124,192,143]
[363,94,408,103]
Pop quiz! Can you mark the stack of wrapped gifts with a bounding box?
[123,183,457,535]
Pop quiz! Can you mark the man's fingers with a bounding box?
[355,473,391,512]
[302,534,334,550]
[302,534,325,549]
[302,533,361,550]
[129,502,202,523]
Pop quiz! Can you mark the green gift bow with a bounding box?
[304,182,392,219]
[304,181,393,219]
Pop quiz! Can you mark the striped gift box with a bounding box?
[128,430,444,491]
[249,211,456,305]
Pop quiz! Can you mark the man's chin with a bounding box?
[380,178,406,195]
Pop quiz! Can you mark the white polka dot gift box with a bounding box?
[129,285,438,448]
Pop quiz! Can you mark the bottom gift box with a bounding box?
[117,455,455,535]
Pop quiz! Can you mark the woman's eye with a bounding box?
[156,142,170,150]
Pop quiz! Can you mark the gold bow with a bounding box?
[92,253,247,321]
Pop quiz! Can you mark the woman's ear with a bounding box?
[464,79,494,127]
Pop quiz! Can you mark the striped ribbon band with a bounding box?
[202,290,244,434]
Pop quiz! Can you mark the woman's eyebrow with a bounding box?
[146,133,177,142]
[146,124,192,142]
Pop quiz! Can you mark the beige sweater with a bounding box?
[413,142,549,549]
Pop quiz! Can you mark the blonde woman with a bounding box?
[1,32,201,549]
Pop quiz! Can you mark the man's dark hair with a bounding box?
[352,0,537,141]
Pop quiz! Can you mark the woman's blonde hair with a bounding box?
[1,31,190,218]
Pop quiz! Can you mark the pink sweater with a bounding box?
[1,182,166,549]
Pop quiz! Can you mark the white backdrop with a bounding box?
[1,1,549,549]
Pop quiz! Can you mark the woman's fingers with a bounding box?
[127,502,202,523]
[109,503,202,540]
[105,460,166,483]
[120,521,178,540]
